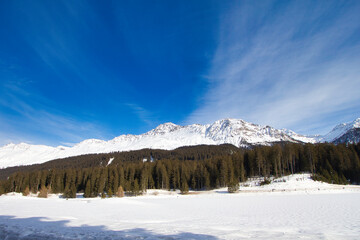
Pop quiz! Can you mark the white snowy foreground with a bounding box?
[1,174,360,239]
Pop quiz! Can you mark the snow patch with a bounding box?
[107,157,114,166]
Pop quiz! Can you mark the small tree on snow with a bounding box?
[180,181,189,194]
[101,192,106,199]
[117,186,125,197]
[22,186,30,196]
[107,188,113,198]
[38,185,48,198]
[228,180,239,193]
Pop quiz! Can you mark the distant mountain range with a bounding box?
[0,118,359,168]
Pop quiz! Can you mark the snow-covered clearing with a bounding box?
[1,174,360,239]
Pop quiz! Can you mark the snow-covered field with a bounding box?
[1,174,360,239]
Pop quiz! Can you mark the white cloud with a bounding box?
[0,82,109,147]
[186,1,360,135]
[125,103,156,127]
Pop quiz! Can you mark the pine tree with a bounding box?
[63,182,76,198]
[132,179,141,196]
[107,188,113,198]
[0,184,4,196]
[83,180,92,198]
[180,179,189,194]
[227,178,239,193]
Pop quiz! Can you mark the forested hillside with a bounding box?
[0,143,359,197]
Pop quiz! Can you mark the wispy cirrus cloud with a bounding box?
[0,80,109,146]
[125,103,157,127]
[187,1,360,134]
[16,0,97,83]
[0,1,128,146]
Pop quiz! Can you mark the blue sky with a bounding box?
[1,0,360,146]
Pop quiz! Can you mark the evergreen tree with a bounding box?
[107,188,113,198]
[132,179,141,196]
[227,178,239,193]
[180,179,189,194]
[0,184,4,196]
[101,192,106,198]
[83,180,92,198]
[63,182,76,198]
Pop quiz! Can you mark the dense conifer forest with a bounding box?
[0,143,359,197]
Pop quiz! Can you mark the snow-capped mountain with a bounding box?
[1,118,359,169]
[318,118,360,143]
[332,128,360,144]
[0,119,315,168]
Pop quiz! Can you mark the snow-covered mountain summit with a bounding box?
[204,119,314,145]
[0,118,358,169]
[144,122,182,135]
[319,118,360,143]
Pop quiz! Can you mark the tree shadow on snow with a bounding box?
[213,190,229,194]
[0,215,218,240]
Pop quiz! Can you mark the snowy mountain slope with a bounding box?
[331,128,360,144]
[281,129,317,144]
[1,117,359,169]
[0,118,314,168]
[318,118,360,143]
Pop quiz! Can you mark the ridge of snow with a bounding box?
[281,129,317,144]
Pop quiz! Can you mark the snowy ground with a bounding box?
[1,174,360,239]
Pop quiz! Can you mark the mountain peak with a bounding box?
[76,139,106,146]
[145,122,181,135]
[214,118,246,125]
[352,118,360,128]
[320,117,360,142]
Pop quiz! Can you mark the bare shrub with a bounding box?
[117,186,125,198]
[38,185,48,198]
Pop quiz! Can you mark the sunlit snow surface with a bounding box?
[1,174,360,239]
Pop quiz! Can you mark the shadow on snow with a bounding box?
[0,215,218,240]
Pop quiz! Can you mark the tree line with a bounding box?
[0,142,359,197]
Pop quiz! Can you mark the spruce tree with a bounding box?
[132,179,140,196]
[107,188,113,198]
[180,180,189,194]
[227,178,239,193]
[63,182,76,198]
[84,180,92,198]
